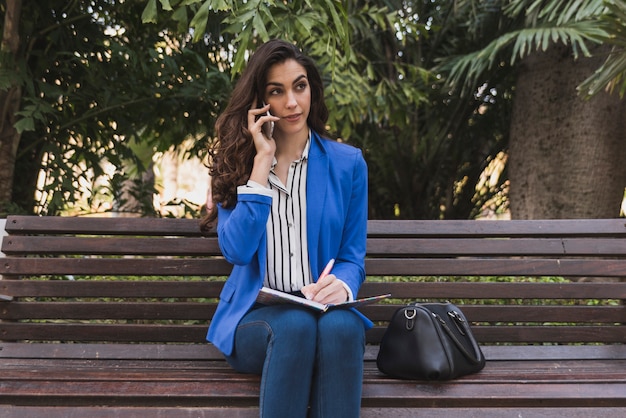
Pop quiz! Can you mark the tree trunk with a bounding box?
[0,0,22,214]
[509,44,626,219]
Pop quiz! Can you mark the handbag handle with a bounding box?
[433,312,483,365]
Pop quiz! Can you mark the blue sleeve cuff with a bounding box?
[337,279,354,301]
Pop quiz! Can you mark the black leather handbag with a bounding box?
[376,302,485,380]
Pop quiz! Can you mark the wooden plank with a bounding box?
[6,236,626,257]
[0,406,250,418]
[2,322,624,344]
[366,218,626,237]
[359,281,626,299]
[4,280,624,300]
[2,406,626,418]
[4,257,626,277]
[0,302,218,320]
[7,216,626,238]
[366,325,626,344]
[3,302,623,324]
[0,280,224,298]
[2,236,221,256]
[4,216,206,236]
[479,344,626,361]
[366,237,626,256]
[0,323,208,343]
[0,343,224,360]
[359,304,626,324]
[2,343,625,362]
[360,383,626,408]
[363,258,626,277]
[5,359,625,383]
[3,357,625,383]
[1,257,233,276]
[2,378,626,408]
[369,359,626,382]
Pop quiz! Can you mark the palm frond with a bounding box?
[445,22,607,93]
[579,0,626,97]
[504,0,607,25]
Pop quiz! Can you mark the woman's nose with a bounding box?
[286,90,297,108]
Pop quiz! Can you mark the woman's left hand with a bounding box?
[301,275,348,305]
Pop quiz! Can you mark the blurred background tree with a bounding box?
[444,0,626,219]
[1,0,624,219]
[1,0,230,216]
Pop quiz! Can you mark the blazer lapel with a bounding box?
[306,132,329,277]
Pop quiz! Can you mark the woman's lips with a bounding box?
[283,113,301,122]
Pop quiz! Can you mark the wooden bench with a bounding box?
[1,215,625,417]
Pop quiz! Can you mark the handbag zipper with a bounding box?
[448,310,467,335]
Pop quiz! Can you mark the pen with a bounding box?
[319,258,335,281]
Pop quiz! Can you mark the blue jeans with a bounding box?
[225,304,365,418]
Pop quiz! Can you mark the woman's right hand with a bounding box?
[248,103,279,158]
[247,103,280,185]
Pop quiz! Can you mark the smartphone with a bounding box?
[262,103,274,138]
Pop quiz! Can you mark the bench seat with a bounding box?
[1,215,625,416]
[3,344,625,413]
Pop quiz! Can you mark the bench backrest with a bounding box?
[1,215,625,345]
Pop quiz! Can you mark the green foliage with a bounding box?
[340,1,511,218]
[5,1,232,215]
[141,0,352,74]
[6,0,620,321]
[444,0,626,98]
[4,0,521,218]
[579,0,626,96]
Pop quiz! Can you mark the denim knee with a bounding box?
[270,305,318,344]
[318,309,365,344]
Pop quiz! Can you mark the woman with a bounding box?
[201,39,371,418]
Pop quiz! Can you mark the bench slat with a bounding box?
[0,343,224,361]
[359,281,626,299]
[2,323,624,344]
[3,280,624,299]
[0,280,223,298]
[367,325,626,344]
[5,257,626,277]
[2,257,232,276]
[2,407,626,418]
[0,323,208,343]
[7,216,626,237]
[367,238,626,256]
[366,219,626,237]
[364,258,626,277]
[1,364,625,408]
[3,302,623,323]
[8,358,626,381]
[5,235,626,257]
[2,236,221,256]
[4,216,204,236]
[360,304,626,323]
[0,302,217,320]
[2,343,625,361]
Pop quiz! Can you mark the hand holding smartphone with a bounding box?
[262,103,274,138]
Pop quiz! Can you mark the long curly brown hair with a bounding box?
[200,40,329,234]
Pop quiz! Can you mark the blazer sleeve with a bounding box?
[217,187,272,266]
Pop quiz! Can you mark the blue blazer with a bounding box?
[206,131,372,356]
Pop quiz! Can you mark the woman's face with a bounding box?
[264,59,311,140]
